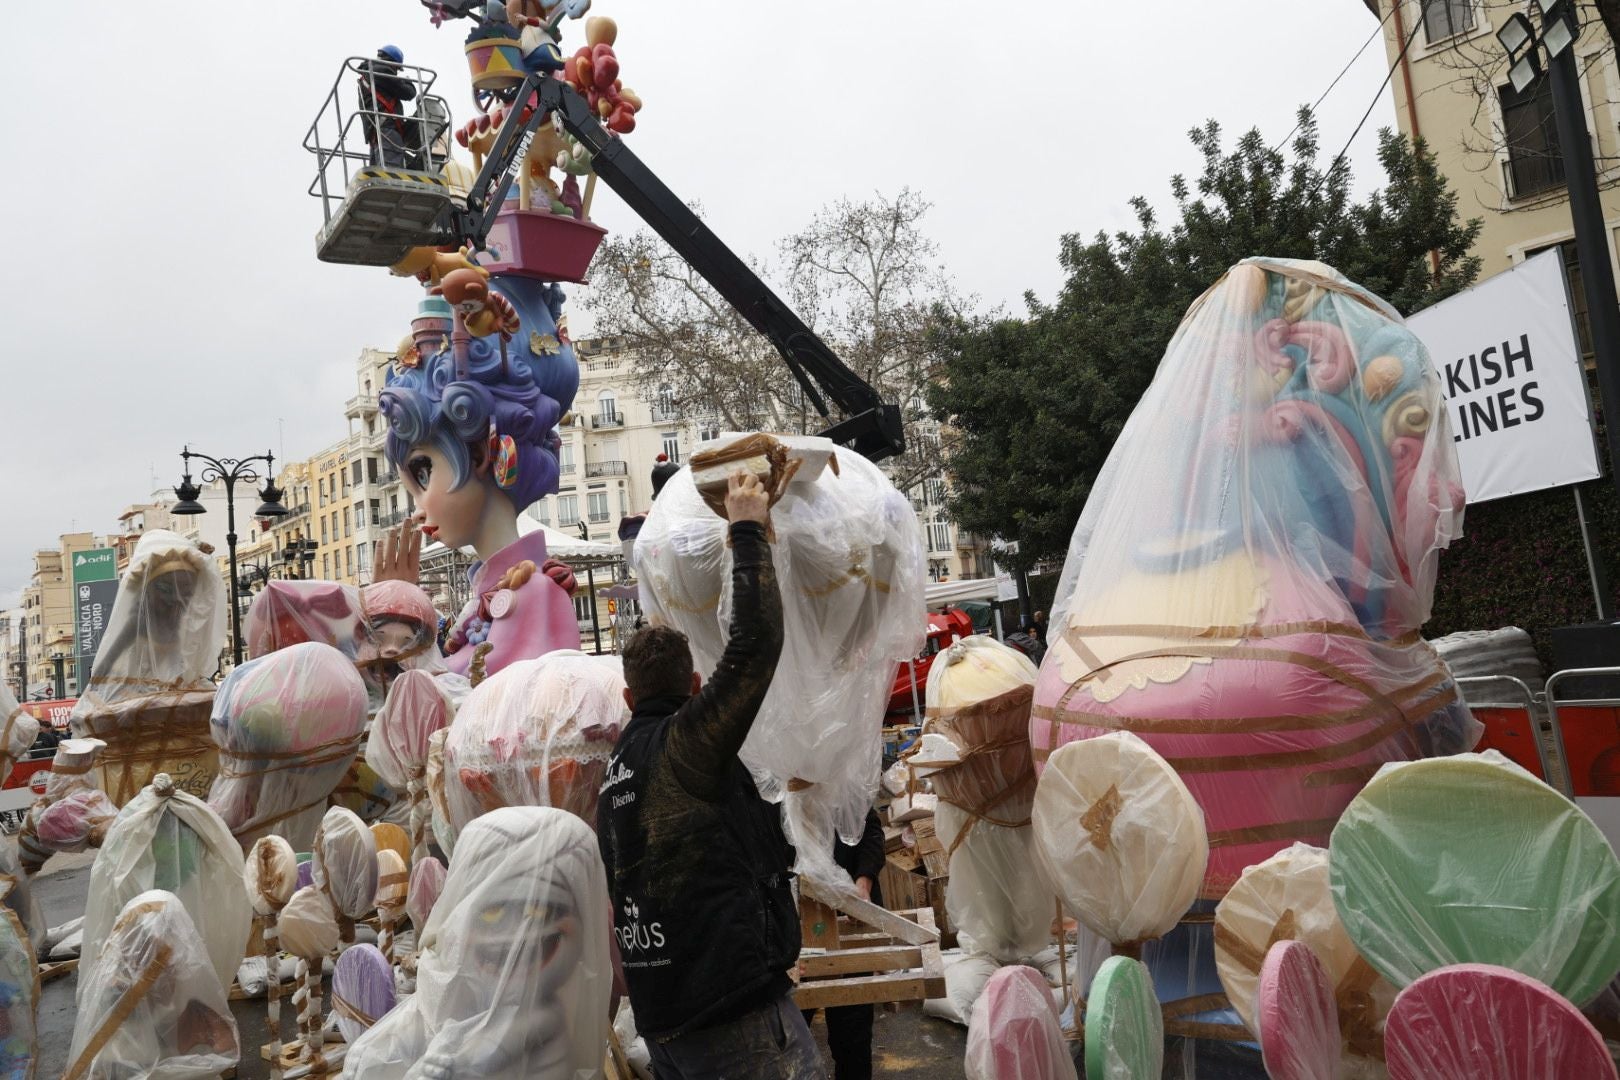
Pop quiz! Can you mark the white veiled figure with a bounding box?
[70,530,227,805]
[0,681,39,783]
[344,806,612,1080]
[65,889,239,1080]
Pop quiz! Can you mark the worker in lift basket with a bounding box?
[597,471,825,1079]
[358,45,418,168]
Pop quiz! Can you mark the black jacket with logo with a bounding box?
[597,520,798,1038]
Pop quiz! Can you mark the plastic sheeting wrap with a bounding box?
[244,835,298,917]
[923,638,1051,965]
[18,737,105,872]
[333,944,397,1046]
[312,807,379,933]
[964,964,1077,1080]
[1384,963,1618,1080]
[1215,843,1391,1074]
[370,823,410,869]
[0,684,39,781]
[1257,940,1339,1080]
[1033,733,1207,946]
[1031,259,1477,901]
[345,806,612,1080]
[1085,955,1163,1080]
[207,641,370,851]
[0,839,42,958]
[0,905,35,1079]
[1330,751,1620,1004]
[71,532,227,805]
[366,670,459,795]
[81,775,250,1000]
[37,789,118,853]
[65,890,240,1080]
[444,651,627,834]
[635,433,926,888]
[279,886,340,961]
[407,857,447,933]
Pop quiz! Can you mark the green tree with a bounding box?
[931,113,1483,571]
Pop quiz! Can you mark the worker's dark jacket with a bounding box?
[597,521,797,1039]
[834,808,885,906]
[357,60,417,142]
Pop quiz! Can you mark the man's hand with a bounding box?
[723,471,770,525]
[373,515,424,584]
[855,876,873,902]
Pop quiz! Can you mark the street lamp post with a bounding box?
[169,446,289,666]
[1500,1,1620,506]
[576,520,602,654]
[49,652,66,700]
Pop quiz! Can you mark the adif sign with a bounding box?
[1406,248,1601,503]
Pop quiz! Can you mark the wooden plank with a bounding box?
[799,945,922,978]
[794,972,931,1009]
[39,958,78,984]
[915,906,947,1000]
[800,883,937,947]
[800,898,841,950]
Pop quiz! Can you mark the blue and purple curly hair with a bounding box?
[379,278,580,513]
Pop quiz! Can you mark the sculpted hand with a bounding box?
[723,471,770,526]
[373,515,424,584]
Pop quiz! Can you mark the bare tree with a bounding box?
[584,191,963,494]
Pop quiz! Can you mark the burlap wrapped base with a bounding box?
[75,691,218,805]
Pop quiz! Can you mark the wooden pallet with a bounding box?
[39,957,78,984]
[792,883,945,1010]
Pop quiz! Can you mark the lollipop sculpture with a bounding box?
[375,848,409,963]
[246,835,300,1080]
[367,669,460,862]
[280,885,342,1072]
[333,944,398,1049]
[312,806,380,947]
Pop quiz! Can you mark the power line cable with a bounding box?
[1273,8,1395,153]
[1330,9,1428,172]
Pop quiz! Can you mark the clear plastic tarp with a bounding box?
[444,651,628,834]
[923,637,1052,964]
[1215,842,1391,1073]
[334,943,397,1047]
[1,837,44,958]
[81,776,249,1002]
[964,964,1077,1080]
[312,806,379,934]
[0,683,39,780]
[0,902,36,1080]
[66,889,240,1080]
[244,835,298,917]
[345,806,612,1079]
[71,531,227,804]
[1330,751,1620,1004]
[1384,963,1618,1080]
[1032,732,1207,946]
[207,641,370,851]
[1030,258,1478,900]
[19,737,106,872]
[1084,955,1163,1080]
[635,433,925,890]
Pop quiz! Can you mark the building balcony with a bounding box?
[1501,153,1566,201]
[345,394,379,420]
[650,406,680,423]
[279,501,312,521]
[586,461,628,478]
[592,411,623,429]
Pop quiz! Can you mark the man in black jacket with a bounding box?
[803,808,884,1080]
[598,472,822,1079]
[357,46,418,167]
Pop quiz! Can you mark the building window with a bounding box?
[345,546,354,579]
[1422,0,1474,44]
[537,500,551,526]
[1499,79,1564,200]
[558,494,579,526]
[698,421,720,443]
[654,384,677,420]
[927,520,952,553]
[370,499,381,525]
[321,519,329,545]
[318,479,327,507]
[343,507,352,537]
[322,553,331,579]
[597,390,619,424]
[560,443,576,474]
[661,432,681,464]
[355,503,366,529]
[928,559,949,582]
[358,544,372,576]
[367,457,379,484]
[1530,240,1594,360]
[620,488,629,516]
[574,594,593,622]
[588,491,610,523]
[352,460,363,486]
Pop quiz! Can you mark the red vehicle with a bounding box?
[887,608,975,717]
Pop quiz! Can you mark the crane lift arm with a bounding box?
[450,72,906,463]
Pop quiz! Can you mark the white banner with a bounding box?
[1406,249,1601,503]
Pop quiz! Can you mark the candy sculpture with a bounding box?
[916,636,1057,1017]
[246,580,367,661]
[375,848,409,962]
[280,885,341,1070]
[245,835,299,1080]
[66,890,240,1080]
[405,855,447,975]
[1030,258,1477,1036]
[636,433,926,889]
[367,669,464,861]
[208,641,370,851]
[345,806,611,1079]
[1384,963,1618,1080]
[1085,956,1164,1080]
[1257,940,1339,1080]
[444,650,627,834]
[333,944,398,1048]
[1330,751,1620,1004]
[70,531,227,803]
[79,774,251,1000]
[963,964,1077,1080]
[312,806,380,946]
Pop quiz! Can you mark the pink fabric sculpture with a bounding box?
[442,532,582,682]
[964,964,1077,1080]
[1385,963,1617,1080]
[1030,259,1477,899]
[1258,940,1339,1080]
[246,581,367,661]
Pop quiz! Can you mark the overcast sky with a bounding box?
[0,0,1395,605]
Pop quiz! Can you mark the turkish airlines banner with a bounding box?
[1406,249,1601,504]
